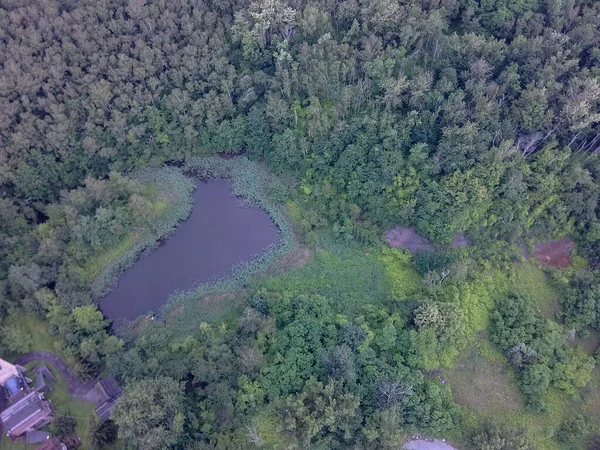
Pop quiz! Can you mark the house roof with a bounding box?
[94,377,122,421]
[94,398,117,421]
[98,377,121,401]
[0,359,20,386]
[34,365,56,393]
[35,365,56,384]
[36,437,66,450]
[0,391,53,438]
[26,430,51,443]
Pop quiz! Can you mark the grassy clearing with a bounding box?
[577,328,600,356]
[504,389,582,450]
[166,232,399,331]
[444,347,523,414]
[28,362,96,446]
[444,261,597,450]
[584,367,600,426]
[511,262,564,319]
[165,290,248,330]
[262,242,392,313]
[378,247,421,300]
[83,233,137,283]
[445,340,586,450]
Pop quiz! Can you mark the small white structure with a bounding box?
[0,359,23,386]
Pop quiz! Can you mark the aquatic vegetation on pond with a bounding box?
[162,157,297,334]
[91,166,195,302]
[99,178,278,321]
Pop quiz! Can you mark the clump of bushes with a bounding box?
[490,294,595,410]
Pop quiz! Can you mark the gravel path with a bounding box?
[404,439,457,450]
[14,351,100,399]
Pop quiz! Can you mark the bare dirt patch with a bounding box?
[129,314,155,334]
[444,351,522,413]
[166,305,186,320]
[267,244,312,276]
[202,291,237,306]
[284,245,311,269]
[451,232,470,248]
[533,237,574,268]
[386,227,433,254]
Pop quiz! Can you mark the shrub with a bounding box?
[51,412,77,437]
[0,323,32,354]
[556,414,592,449]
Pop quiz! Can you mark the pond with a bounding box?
[99,178,279,321]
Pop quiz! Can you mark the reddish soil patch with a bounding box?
[202,292,237,305]
[533,237,574,268]
[130,313,155,333]
[386,227,433,254]
[168,305,185,318]
[451,232,470,248]
[266,245,312,276]
[281,245,311,269]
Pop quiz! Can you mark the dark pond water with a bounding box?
[99,179,279,321]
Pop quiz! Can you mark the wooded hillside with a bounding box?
[1,0,599,448]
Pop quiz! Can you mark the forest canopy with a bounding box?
[0,0,599,449]
[0,0,598,250]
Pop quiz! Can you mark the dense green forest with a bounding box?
[0,0,599,448]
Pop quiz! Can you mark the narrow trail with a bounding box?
[14,351,100,399]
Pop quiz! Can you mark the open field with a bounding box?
[444,260,599,450]
[444,348,523,414]
[511,262,564,319]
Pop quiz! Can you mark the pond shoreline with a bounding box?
[93,157,297,328]
[90,165,195,304]
[98,177,280,321]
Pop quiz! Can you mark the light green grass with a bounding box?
[502,388,580,450]
[165,290,248,330]
[167,233,394,332]
[262,244,392,313]
[83,234,137,283]
[445,341,586,450]
[443,261,592,450]
[444,348,523,413]
[511,262,564,319]
[378,247,421,300]
[30,362,96,445]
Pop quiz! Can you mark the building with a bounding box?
[94,377,122,421]
[36,436,67,450]
[0,391,53,439]
[0,359,23,387]
[0,358,54,440]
